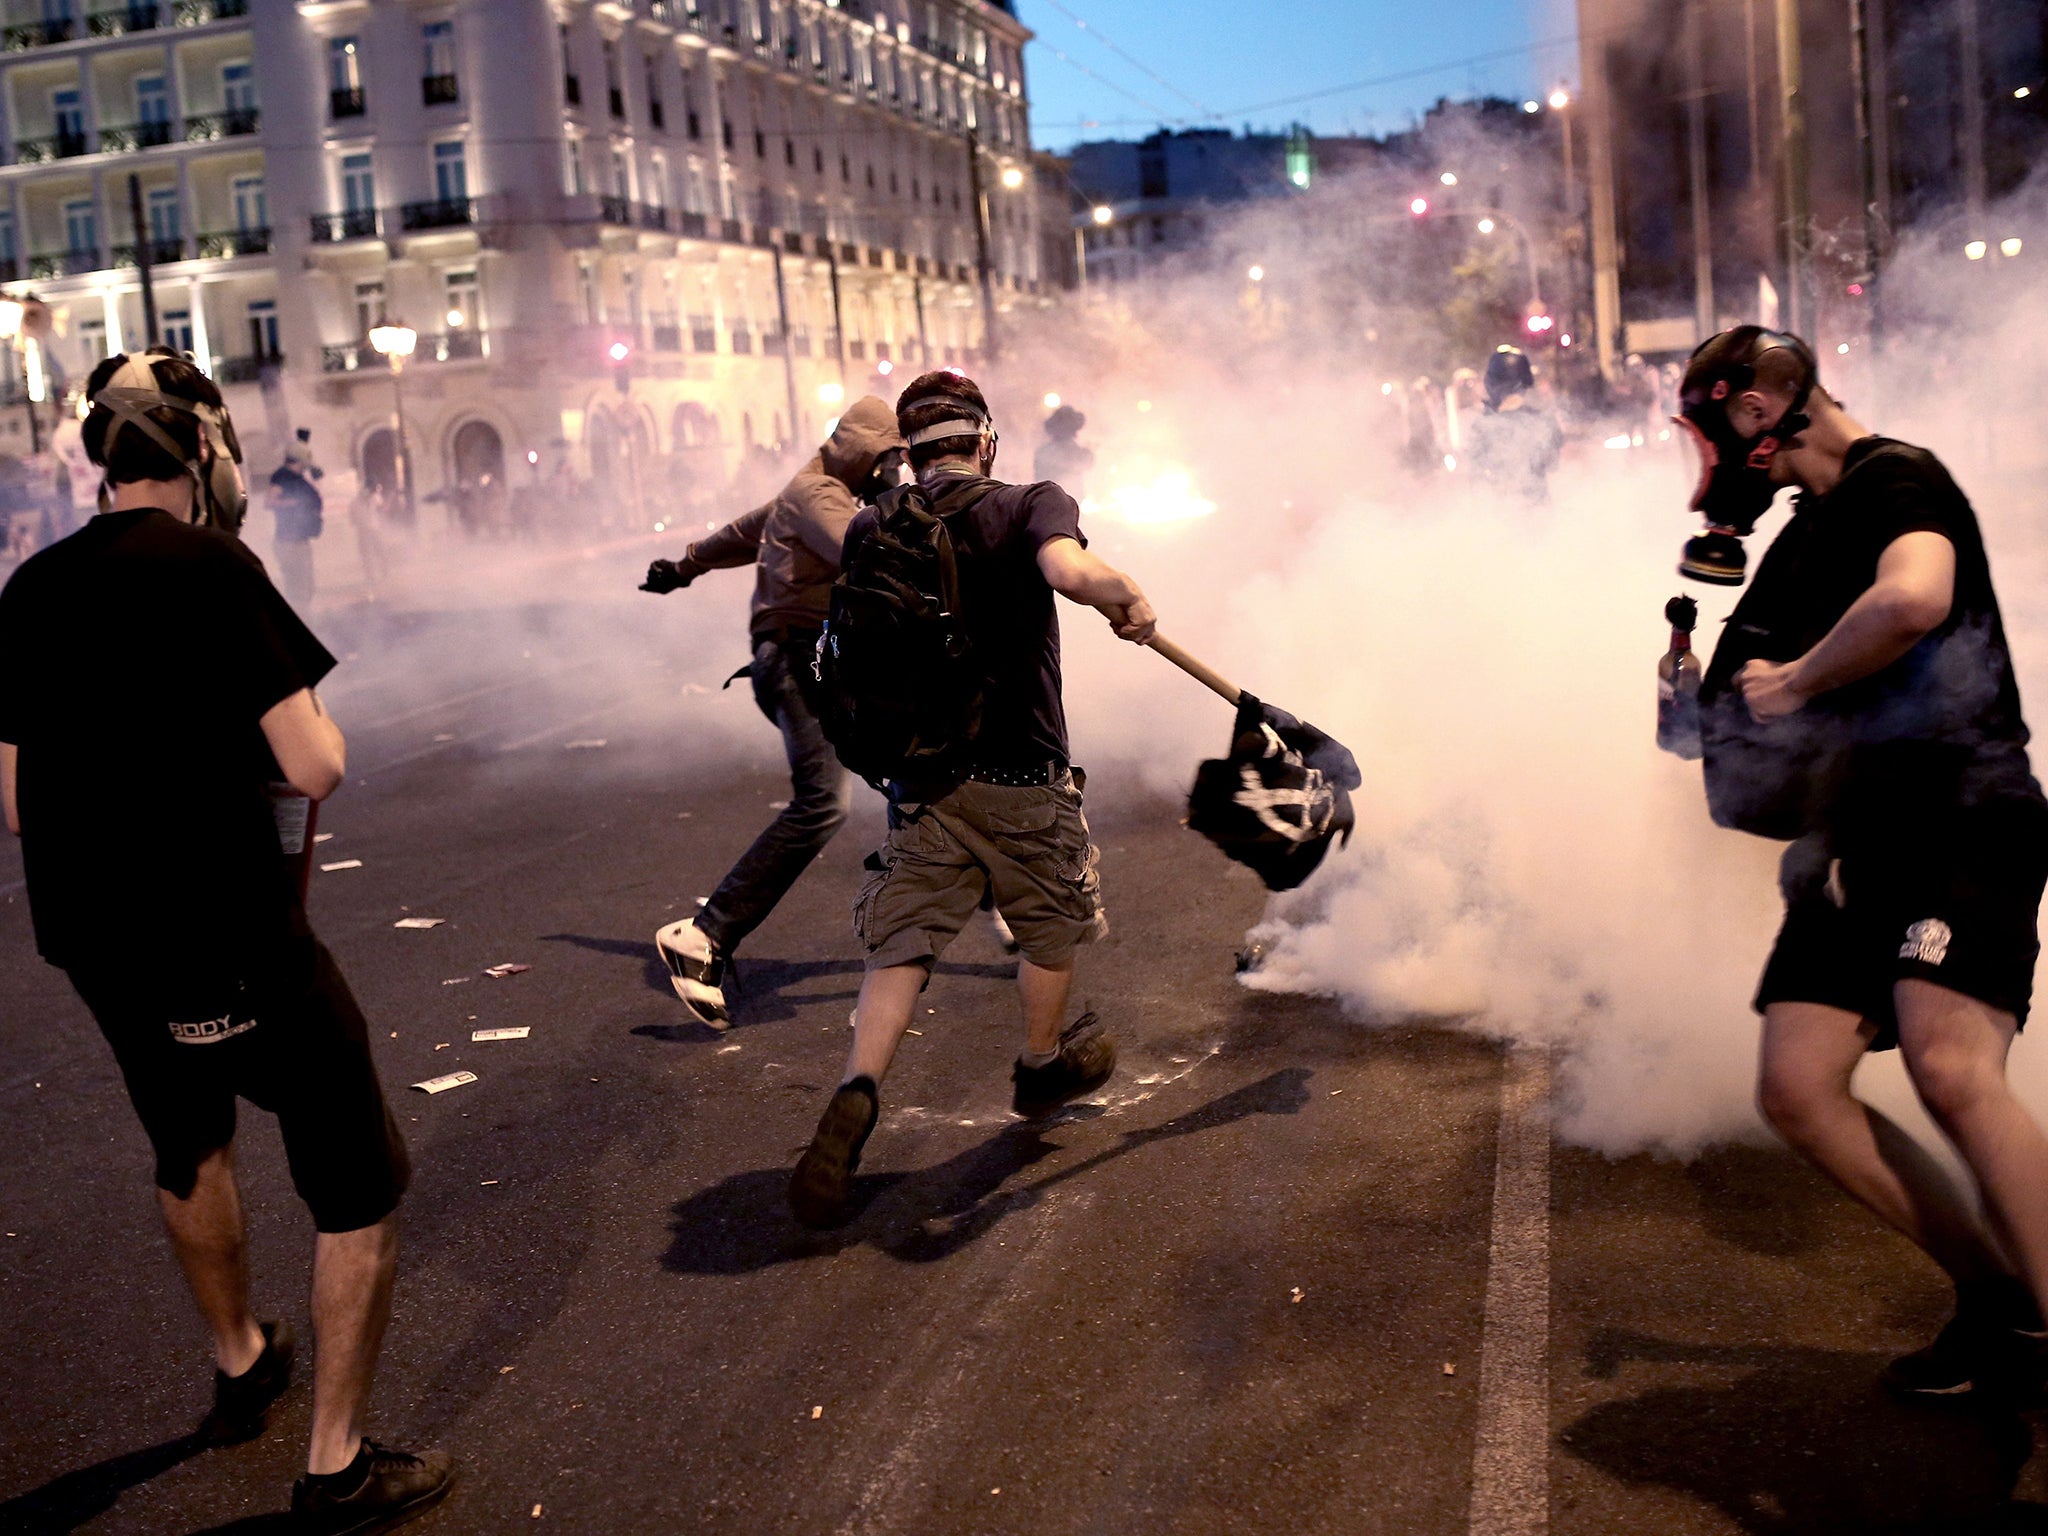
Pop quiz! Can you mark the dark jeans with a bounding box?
[697,636,853,955]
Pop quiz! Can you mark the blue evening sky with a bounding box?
[1014,0,1579,152]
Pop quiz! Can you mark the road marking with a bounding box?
[351,659,601,732]
[1468,1045,1552,1536]
[498,703,618,754]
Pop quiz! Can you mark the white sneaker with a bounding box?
[654,918,730,1029]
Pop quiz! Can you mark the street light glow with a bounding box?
[1439,171,1458,187]
[1091,204,1114,225]
[1965,240,1988,261]
[1000,165,1025,190]
[817,381,846,406]
[877,359,894,375]
[0,298,23,339]
[446,309,466,328]
[1548,87,1572,111]
[1521,100,1540,114]
[1247,264,1264,282]
[1837,342,1850,354]
[1043,392,1061,409]
[368,322,418,359]
[1409,196,1429,216]
[2018,86,2033,100]
[2002,237,2024,257]
[608,340,631,362]
[1477,217,1497,234]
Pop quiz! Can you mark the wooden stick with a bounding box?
[1146,633,1243,706]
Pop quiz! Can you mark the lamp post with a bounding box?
[367,321,417,525]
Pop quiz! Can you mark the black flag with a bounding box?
[1186,692,1359,891]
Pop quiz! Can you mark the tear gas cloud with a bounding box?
[979,156,2048,1160]
[281,143,2048,1165]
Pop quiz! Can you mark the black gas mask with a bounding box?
[1674,327,1816,586]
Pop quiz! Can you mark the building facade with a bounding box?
[0,0,1042,522]
[1574,0,2047,375]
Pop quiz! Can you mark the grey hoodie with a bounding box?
[687,396,905,639]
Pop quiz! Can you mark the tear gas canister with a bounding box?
[1657,595,1703,760]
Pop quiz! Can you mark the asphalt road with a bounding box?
[6,566,2048,1535]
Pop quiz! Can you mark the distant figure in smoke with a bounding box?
[0,351,453,1527]
[786,369,1159,1229]
[640,398,908,1027]
[1033,403,1095,499]
[1462,345,1562,503]
[268,429,324,612]
[1683,326,2048,1401]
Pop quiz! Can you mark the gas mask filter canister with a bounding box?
[1674,328,1816,586]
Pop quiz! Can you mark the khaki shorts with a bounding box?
[855,772,1106,971]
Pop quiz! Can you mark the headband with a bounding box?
[906,414,990,446]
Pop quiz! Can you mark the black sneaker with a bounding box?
[1884,1281,2048,1400]
[291,1440,455,1535]
[789,1077,879,1229]
[1012,1012,1117,1117]
[198,1319,295,1445]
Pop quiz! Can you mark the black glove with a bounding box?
[640,557,699,594]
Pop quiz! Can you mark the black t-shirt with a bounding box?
[842,471,1086,770]
[1740,436,2039,826]
[0,509,335,992]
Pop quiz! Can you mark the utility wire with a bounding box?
[1028,0,1214,116]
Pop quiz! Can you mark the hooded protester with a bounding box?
[641,397,908,1027]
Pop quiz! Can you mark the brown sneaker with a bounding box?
[291,1440,455,1534]
[788,1076,880,1229]
[197,1319,295,1445]
[1011,1012,1117,1117]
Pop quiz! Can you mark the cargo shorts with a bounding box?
[855,770,1107,972]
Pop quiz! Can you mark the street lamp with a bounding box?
[1965,240,1988,260]
[1000,165,1024,191]
[1439,171,1458,187]
[2002,237,2024,258]
[0,296,44,454]
[1477,217,1497,234]
[1247,264,1265,283]
[1548,86,1572,111]
[367,321,417,524]
[1091,204,1113,226]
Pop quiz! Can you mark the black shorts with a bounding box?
[70,940,410,1232]
[1755,794,2048,1050]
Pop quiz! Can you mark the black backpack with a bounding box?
[815,477,993,784]
[1697,444,1915,839]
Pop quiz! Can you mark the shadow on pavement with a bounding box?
[1562,1326,2048,1534]
[181,1514,294,1535]
[0,1432,210,1535]
[663,1067,1312,1274]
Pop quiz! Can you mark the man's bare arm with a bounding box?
[262,688,348,801]
[1738,531,1955,719]
[1036,535,1158,643]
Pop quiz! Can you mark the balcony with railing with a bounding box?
[3,18,74,49]
[649,319,681,352]
[185,107,259,141]
[425,327,482,362]
[322,331,482,373]
[310,208,379,243]
[29,249,103,278]
[399,197,476,231]
[637,202,669,232]
[719,216,742,243]
[99,119,175,152]
[15,132,92,164]
[330,86,364,119]
[88,2,161,36]
[111,234,186,267]
[729,326,752,354]
[689,315,716,353]
[174,0,246,23]
[196,224,268,258]
[212,351,278,383]
[422,73,458,106]
[675,210,707,238]
[597,194,631,226]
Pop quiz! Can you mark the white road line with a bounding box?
[1468,1045,1553,1536]
[350,659,601,733]
[497,702,619,754]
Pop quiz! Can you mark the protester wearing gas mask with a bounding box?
[1679,325,2048,1402]
[640,396,907,1028]
[0,349,454,1530]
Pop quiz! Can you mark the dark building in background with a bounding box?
[1577,0,2046,376]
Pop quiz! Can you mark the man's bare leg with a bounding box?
[306,1216,398,1475]
[158,1143,267,1377]
[1895,980,2048,1312]
[1019,957,1076,1057]
[843,963,926,1086]
[1758,1002,2011,1283]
